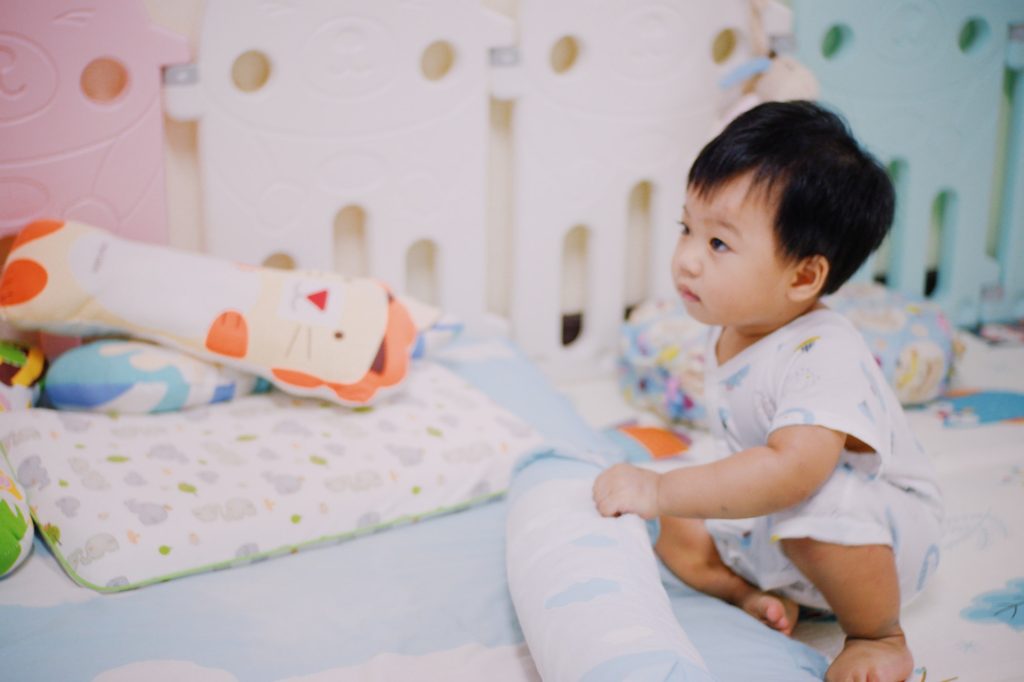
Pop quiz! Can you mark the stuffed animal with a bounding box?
[0,220,436,405]
[717,0,819,126]
[0,462,32,579]
[0,339,42,578]
[0,340,46,411]
[718,53,820,126]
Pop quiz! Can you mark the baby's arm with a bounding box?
[593,424,844,520]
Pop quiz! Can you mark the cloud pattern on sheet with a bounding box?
[961,578,1024,631]
[93,660,239,682]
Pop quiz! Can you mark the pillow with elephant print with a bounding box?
[0,361,544,591]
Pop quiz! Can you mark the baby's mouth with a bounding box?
[679,285,700,303]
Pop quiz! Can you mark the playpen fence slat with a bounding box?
[507,0,753,377]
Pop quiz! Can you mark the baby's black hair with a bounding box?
[687,100,894,295]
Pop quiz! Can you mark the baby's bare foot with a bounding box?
[739,591,799,636]
[826,634,914,682]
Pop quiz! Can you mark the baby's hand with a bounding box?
[592,463,660,520]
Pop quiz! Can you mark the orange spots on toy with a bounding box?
[273,367,321,388]
[264,498,275,511]
[0,258,48,305]
[126,530,140,544]
[206,310,249,358]
[11,219,64,251]
[618,425,691,460]
[327,381,376,403]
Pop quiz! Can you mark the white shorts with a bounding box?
[706,460,943,611]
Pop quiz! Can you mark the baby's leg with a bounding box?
[781,539,913,682]
[656,516,798,635]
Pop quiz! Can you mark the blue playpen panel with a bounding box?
[793,0,1024,325]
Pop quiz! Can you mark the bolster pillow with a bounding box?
[506,449,715,681]
[0,220,429,406]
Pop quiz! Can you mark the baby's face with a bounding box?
[671,172,801,335]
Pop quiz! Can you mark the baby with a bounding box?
[593,101,943,682]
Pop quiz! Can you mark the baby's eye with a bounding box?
[710,238,729,253]
[678,220,690,236]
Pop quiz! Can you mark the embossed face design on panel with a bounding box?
[201,0,475,136]
[171,0,495,284]
[528,0,744,115]
[0,1,187,238]
[0,2,182,154]
[303,15,396,100]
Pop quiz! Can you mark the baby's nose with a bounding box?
[673,241,701,277]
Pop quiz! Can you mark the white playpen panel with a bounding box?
[501,0,757,376]
[164,0,512,319]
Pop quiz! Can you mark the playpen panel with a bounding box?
[0,0,186,243]
[995,27,1024,321]
[793,0,1024,325]
[505,0,754,376]
[164,0,512,320]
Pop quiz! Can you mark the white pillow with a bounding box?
[1,362,543,590]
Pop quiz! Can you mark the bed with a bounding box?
[1,0,1023,680]
[0,333,833,681]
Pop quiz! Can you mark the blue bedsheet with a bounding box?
[0,336,827,681]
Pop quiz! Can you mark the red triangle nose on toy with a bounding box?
[307,289,328,311]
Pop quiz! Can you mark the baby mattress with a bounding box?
[0,334,830,681]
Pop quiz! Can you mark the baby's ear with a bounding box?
[788,255,829,302]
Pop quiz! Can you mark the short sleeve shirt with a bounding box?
[703,308,941,504]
